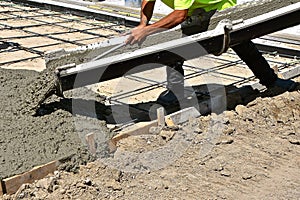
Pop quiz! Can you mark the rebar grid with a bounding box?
[0,0,129,66]
[108,51,298,102]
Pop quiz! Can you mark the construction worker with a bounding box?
[125,0,297,105]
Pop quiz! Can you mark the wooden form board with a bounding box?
[0,180,4,195]
[85,133,97,155]
[280,65,300,79]
[165,107,201,126]
[111,120,158,145]
[0,160,59,195]
[111,107,200,144]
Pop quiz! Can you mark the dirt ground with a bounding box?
[3,78,300,200]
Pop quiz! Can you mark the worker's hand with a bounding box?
[125,25,149,46]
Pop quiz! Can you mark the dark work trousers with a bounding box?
[231,41,277,86]
[166,8,277,93]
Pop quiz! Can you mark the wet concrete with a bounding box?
[0,68,112,179]
[209,0,300,30]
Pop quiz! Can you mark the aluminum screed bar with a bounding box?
[57,3,300,91]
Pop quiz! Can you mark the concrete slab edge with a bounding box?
[12,0,140,26]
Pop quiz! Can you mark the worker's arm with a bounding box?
[139,0,155,27]
[126,2,188,45]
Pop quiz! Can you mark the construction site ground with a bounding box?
[0,0,300,199]
[3,82,300,199]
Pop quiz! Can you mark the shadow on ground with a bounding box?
[36,82,300,124]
